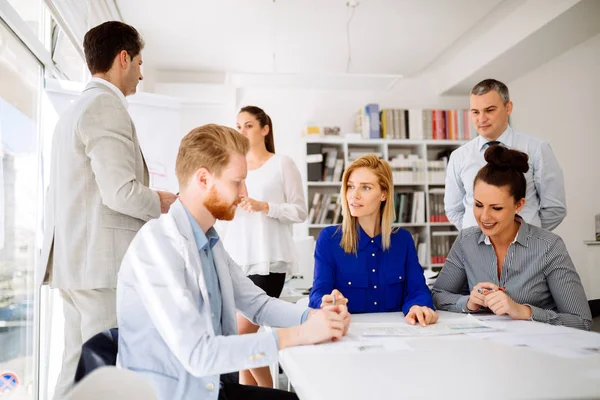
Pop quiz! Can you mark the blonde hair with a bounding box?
[339,154,397,254]
[175,124,249,187]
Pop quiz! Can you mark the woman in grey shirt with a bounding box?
[433,145,592,330]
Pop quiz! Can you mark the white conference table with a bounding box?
[279,311,600,400]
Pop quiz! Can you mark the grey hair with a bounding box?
[471,79,510,105]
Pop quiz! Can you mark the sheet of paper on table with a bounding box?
[468,329,600,359]
[357,314,496,337]
[298,332,413,353]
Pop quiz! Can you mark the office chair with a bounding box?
[74,328,119,384]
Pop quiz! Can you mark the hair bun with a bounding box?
[483,145,529,174]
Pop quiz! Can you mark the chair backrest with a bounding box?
[74,328,119,384]
[67,366,157,400]
[291,236,316,288]
[296,296,310,308]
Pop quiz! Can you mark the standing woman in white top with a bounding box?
[224,105,308,387]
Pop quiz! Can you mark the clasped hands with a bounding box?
[467,282,532,320]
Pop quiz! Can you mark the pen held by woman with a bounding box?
[477,287,506,294]
[320,289,348,308]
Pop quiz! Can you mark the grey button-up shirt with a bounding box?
[432,220,592,330]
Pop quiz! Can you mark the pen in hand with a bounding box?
[477,287,506,294]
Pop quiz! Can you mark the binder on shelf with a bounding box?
[307,143,323,181]
[365,103,380,139]
[322,148,339,182]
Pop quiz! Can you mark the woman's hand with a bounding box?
[485,290,532,320]
[335,304,351,337]
[307,301,351,338]
[239,197,268,214]
[405,305,438,326]
[466,282,502,311]
[320,289,348,308]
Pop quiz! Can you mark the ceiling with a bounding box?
[118,0,502,77]
[113,0,600,94]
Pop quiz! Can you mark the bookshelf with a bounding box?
[303,136,467,274]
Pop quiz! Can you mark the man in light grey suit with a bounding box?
[117,124,350,400]
[38,21,177,399]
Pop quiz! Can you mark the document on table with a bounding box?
[471,314,514,322]
[469,330,600,359]
[299,333,413,354]
[358,314,496,337]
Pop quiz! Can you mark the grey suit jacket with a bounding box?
[38,81,161,289]
[117,200,307,400]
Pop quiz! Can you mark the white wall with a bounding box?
[509,33,600,295]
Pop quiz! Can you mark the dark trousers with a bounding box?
[218,382,298,400]
[248,273,286,298]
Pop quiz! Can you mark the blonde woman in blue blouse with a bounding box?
[309,154,438,326]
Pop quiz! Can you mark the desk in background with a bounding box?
[279,311,600,400]
[584,241,600,318]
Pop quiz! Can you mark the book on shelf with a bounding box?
[430,231,459,264]
[308,192,343,225]
[332,159,344,182]
[389,154,426,184]
[423,109,474,140]
[380,109,410,139]
[428,189,448,223]
[357,104,476,141]
[307,144,345,183]
[393,191,425,224]
[307,192,322,224]
[321,147,339,181]
[354,104,381,139]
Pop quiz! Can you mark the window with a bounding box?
[50,21,87,81]
[6,0,43,39]
[0,19,42,398]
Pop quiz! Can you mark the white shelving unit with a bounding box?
[302,136,467,273]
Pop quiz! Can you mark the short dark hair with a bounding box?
[474,145,529,201]
[239,105,275,153]
[83,21,144,74]
[471,79,510,105]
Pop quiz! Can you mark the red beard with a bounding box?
[204,186,240,221]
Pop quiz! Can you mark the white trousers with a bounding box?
[52,289,116,400]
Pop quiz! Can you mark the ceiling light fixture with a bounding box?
[271,0,278,73]
[346,1,359,74]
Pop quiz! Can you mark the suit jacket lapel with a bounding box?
[131,123,150,186]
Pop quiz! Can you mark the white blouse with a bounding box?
[223,154,307,276]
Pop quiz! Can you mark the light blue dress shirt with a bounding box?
[183,207,223,335]
[183,206,308,346]
[444,125,566,231]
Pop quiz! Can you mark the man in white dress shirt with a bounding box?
[444,79,566,231]
[39,21,177,398]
